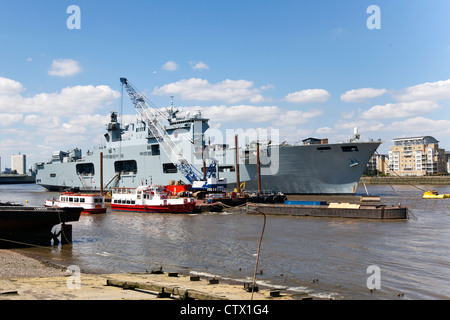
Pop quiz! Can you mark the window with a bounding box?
[341,146,359,152]
[151,144,160,156]
[50,173,56,178]
[163,163,178,174]
[114,160,138,173]
[219,166,235,172]
[76,163,95,175]
[317,147,331,151]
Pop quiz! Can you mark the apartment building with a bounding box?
[365,153,390,175]
[11,154,26,174]
[389,136,446,176]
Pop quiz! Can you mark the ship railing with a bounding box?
[241,190,285,196]
[77,173,88,190]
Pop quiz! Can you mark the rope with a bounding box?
[54,207,72,244]
[251,209,266,300]
[214,201,247,209]
[375,150,427,193]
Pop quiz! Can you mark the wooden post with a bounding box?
[257,143,261,195]
[235,135,241,193]
[61,223,72,245]
[203,156,206,179]
[100,152,104,194]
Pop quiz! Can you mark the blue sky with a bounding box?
[0,0,450,170]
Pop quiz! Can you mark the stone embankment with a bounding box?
[360,176,450,185]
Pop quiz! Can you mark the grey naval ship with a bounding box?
[34,80,381,195]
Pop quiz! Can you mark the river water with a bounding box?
[1,183,449,300]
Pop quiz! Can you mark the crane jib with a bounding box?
[120,77,207,184]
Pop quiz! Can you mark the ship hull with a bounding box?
[238,142,380,194]
[34,108,380,195]
[35,141,380,195]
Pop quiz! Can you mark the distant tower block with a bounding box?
[11,154,26,174]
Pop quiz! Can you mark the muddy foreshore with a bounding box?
[0,249,302,301]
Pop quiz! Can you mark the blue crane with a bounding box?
[120,77,221,188]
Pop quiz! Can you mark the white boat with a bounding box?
[45,192,106,214]
[111,185,196,213]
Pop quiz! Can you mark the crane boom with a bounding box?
[120,77,202,184]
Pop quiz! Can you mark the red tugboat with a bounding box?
[111,185,195,213]
[45,193,106,214]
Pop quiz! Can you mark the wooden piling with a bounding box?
[203,156,206,179]
[235,135,241,193]
[257,143,261,195]
[61,223,72,244]
[100,152,103,194]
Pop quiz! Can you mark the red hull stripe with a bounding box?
[81,208,107,214]
[111,204,195,213]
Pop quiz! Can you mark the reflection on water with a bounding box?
[1,184,449,299]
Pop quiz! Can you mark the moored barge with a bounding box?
[246,202,408,219]
[0,205,82,247]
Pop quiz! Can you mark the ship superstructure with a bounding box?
[34,79,381,195]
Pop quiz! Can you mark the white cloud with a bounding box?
[190,61,209,70]
[341,88,387,102]
[316,127,336,134]
[162,61,178,71]
[384,117,450,135]
[152,78,264,103]
[0,138,33,153]
[48,58,81,77]
[0,113,23,126]
[275,109,323,126]
[284,89,330,103]
[0,77,24,95]
[182,105,280,123]
[0,82,121,116]
[0,76,122,166]
[179,105,323,130]
[334,119,384,133]
[260,83,275,90]
[395,79,450,102]
[361,100,440,119]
